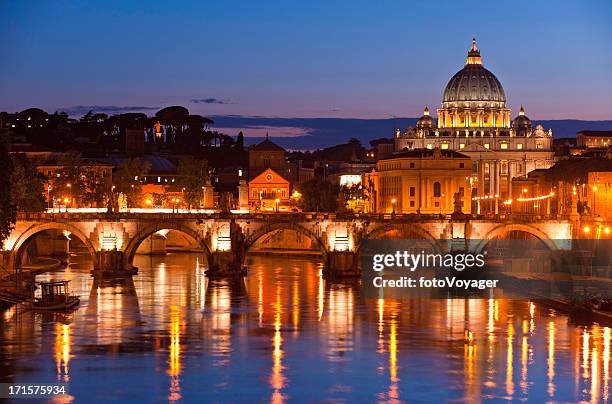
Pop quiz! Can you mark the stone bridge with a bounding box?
[1,212,573,278]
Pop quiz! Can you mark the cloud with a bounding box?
[191,98,236,105]
[62,105,159,116]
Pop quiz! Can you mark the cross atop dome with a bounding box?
[519,106,526,116]
[423,106,430,116]
[466,37,482,65]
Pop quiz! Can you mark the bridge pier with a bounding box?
[206,251,247,278]
[324,251,359,279]
[92,250,137,277]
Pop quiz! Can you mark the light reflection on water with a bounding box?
[0,253,610,402]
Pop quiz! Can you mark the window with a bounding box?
[501,161,508,175]
[459,143,465,149]
[409,162,415,168]
[500,143,508,149]
[517,143,523,150]
[536,141,543,149]
[426,144,433,149]
[433,182,441,197]
[441,143,449,149]
[459,163,465,168]
[410,201,415,207]
[484,143,490,149]
[434,201,440,207]
[409,187,415,197]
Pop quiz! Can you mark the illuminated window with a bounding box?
[426,144,433,149]
[441,143,449,149]
[459,143,465,149]
[484,143,490,149]
[536,141,543,149]
[517,143,523,150]
[500,143,508,149]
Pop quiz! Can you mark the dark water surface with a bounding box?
[0,253,610,403]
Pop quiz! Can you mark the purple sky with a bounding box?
[1,1,611,120]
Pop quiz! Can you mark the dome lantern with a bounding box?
[466,37,482,65]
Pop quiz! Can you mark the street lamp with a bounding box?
[275,198,280,212]
[47,185,52,210]
[391,197,396,215]
[66,183,72,210]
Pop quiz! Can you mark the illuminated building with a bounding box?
[248,168,290,211]
[394,39,555,203]
[367,148,472,214]
[576,130,612,149]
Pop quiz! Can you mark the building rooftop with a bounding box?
[577,130,612,137]
[249,137,285,152]
[381,148,470,160]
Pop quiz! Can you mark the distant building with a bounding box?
[392,39,555,204]
[287,159,314,185]
[367,148,472,214]
[576,130,612,149]
[125,128,145,157]
[248,168,290,211]
[508,157,612,219]
[248,135,287,179]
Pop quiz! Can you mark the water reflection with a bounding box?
[0,253,609,402]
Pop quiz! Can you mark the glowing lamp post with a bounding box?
[391,198,396,215]
[66,183,72,210]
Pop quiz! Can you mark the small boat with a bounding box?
[32,281,80,311]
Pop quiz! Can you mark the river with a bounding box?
[0,252,609,402]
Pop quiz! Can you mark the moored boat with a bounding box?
[32,281,80,311]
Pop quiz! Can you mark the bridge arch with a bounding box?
[242,222,329,264]
[473,223,557,253]
[123,222,212,269]
[8,222,98,271]
[359,223,442,253]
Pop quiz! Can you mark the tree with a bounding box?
[235,131,244,151]
[114,158,151,208]
[10,154,45,212]
[0,131,16,245]
[81,167,110,208]
[51,151,85,207]
[297,178,339,212]
[177,157,209,209]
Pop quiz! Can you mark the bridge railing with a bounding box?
[16,211,569,223]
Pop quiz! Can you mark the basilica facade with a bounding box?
[393,39,555,202]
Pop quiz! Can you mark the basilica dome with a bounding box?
[442,39,506,104]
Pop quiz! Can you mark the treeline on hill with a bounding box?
[0,106,247,167]
[287,138,368,162]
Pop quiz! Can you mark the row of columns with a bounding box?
[439,109,511,129]
[477,159,525,199]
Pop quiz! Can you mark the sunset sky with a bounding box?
[1,0,611,120]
